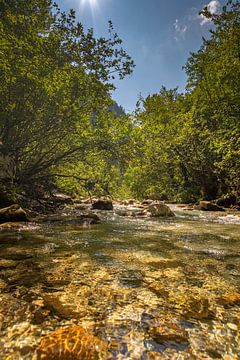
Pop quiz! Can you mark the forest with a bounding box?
[0,0,239,207]
[1,1,240,359]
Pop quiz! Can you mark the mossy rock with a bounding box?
[148,203,175,217]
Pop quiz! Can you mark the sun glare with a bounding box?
[79,0,102,27]
[81,0,98,8]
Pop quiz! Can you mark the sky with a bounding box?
[56,0,224,112]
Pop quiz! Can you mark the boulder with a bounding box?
[195,201,224,211]
[92,200,113,211]
[148,203,175,217]
[0,204,28,223]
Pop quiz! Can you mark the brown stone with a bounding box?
[0,204,28,223]
[42,293,80,319]
[216,292,240,306]
[35,325,108,359]
[0,222,30,230]
[183,297,213,320]
[148,316,189,346]
[148,203,175,217]
[0,259,18,269]
[195,201,224,212]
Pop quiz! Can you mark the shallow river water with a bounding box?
[0,205,240,359]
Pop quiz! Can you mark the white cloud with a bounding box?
[199,0,221,25]
[174,19,188,41]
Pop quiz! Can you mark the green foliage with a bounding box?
[0,0,134,192]
[0,0,238,203]
[123,0,240,202]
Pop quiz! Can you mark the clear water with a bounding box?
[0,205,240,359]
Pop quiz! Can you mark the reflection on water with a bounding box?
[0,206,240,359]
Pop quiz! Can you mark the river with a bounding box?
[0,205,240,359]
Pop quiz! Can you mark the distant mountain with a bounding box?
[109,102,126,117]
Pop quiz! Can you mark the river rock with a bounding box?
[0,204,28,223]
[0,222,30,230]
[40,212,100,225]
[0,259,18,269]
[195,201,224,211]
[115,208,129,216]
[141,199,153,205]
[148,203,175,217]
[92,200,113,210]
[72,203,89,210]
[42,293,80,319]
[53,193,73,205]
[183,297,214,320]
[148,316,189,346]
[35,325,108,359]
[216,292,240,306]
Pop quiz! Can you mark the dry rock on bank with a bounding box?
[195,201,224,212]
[92,200,113,210]
[0,204,28,223]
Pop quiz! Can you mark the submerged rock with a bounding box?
[92,200,113,211]
[115,208,147,217]
[0,204,28,223]
[148,316,189,347]
[183,297,214,320]
[40,212,100,225]
[148,203,175,217]
[42,293,81,319]
[35,325,108,359]
[216,292,240,307]
[171,295,214,320]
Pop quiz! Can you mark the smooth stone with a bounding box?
[35,325,108,359]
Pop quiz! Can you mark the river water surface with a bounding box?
[0,205,240,359]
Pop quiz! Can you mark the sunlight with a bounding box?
[80,0,99,11]
[79,0,101,20]
[81,0,97,5]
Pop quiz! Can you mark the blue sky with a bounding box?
[56,0,223,112]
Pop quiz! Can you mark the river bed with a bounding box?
[0,205,240,359]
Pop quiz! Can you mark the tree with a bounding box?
[185,0,240,197]
[0,0,134,192]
